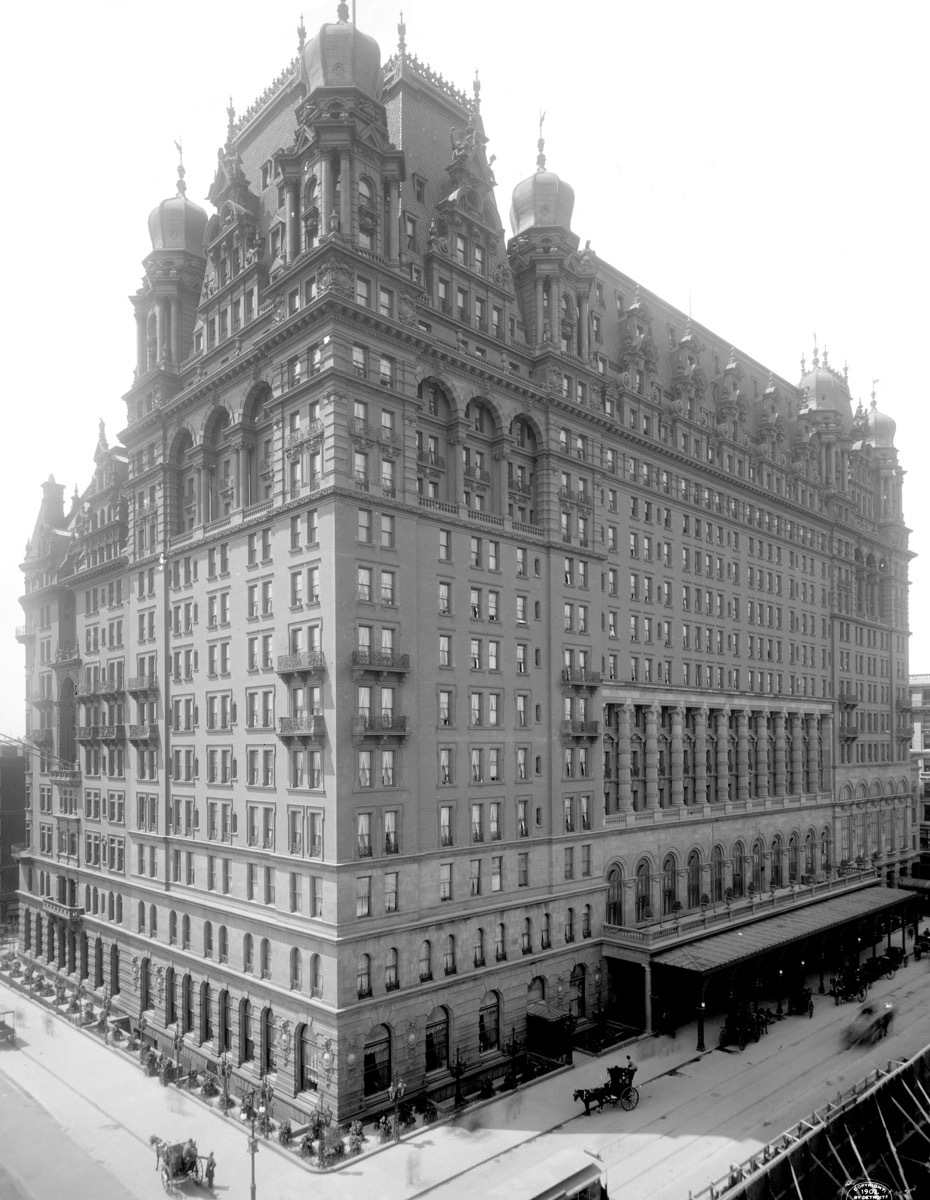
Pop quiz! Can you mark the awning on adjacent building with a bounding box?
[895,877,930,893]
[653,885,914,977]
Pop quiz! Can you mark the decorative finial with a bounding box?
[811,335,819,368]
[298,13,306,52]
[473,70,481,113]
[843,360,848,380]
[822,344,829,367]
[871,378,879,405]
[800,353,806,374]
[536,109,547,171]
[173,140,186,196]
[337,1,349,22]
[226,96,236,147]
[397,10,406,54]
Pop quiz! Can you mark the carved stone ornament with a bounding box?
[343,1037,358,1075]
[278,1019,292,1068]
[155,965,165,1001]
[405,1020,418,1054]
[131,956,140,988]
[321,1039,335,1079]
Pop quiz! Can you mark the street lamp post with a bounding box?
[219,1051,232,1116]
[139,1012,148,1066]
[258,1074,274,1138]
[248,1113,259,1200]
[450,1048,467,1108]
[388,1070,406,1140]
[173,1027,184,1088]
[101,986,111,1045]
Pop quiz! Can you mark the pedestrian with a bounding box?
[205,1152,216,1190]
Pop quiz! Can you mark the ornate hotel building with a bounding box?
[15,5,917,1120]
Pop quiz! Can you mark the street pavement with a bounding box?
[0,975,701,1200]
[4,958,929,1200]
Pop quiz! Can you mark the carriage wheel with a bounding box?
[738,1033,747,1052]
[856,986,867,1003]
[884,968,895,981]
[903,955,909,968]
[807,1000,814,1018]
[718,1027,727,1048]
[193,1158,204,1185]
[620,1087,639,1111]
[161,1166,173,1194]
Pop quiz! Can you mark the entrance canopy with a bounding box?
[653,885,914,977]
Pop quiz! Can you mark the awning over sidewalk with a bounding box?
[653,885,914,977]
[895,877,930,893]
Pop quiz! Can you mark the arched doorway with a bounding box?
[606,865,623,925]
[109,943,120,994]
[363,1024,391,1096]
[94,937,103,988]
[425,1007,449,1072]
[569,964,586,1018]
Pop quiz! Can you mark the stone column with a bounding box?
[790,712,804,795]
[155,299,165,364]
[774,710,787,796]
[670,705,684,807]
[754,711,769,797]
[492,448,507,517]
[579,292,590,359]
[736,709,750,803]
[170,298,180,363]
[340,153,352,244]
[820,712,833,793]
[716,709,729,803]
[446,432,465,507]
[535,278,545,345]
[644,704,659,810]
[286,180,301,261]
[136,310,146,376]
[805,714,819,796]
[239,444,252,510]
[552,278,562,346]
[320,154,332,234]
[694,706,708,806]
[617,702,633,812]
[388,179,400,263]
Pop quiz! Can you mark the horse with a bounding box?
[573,1086,609,1116]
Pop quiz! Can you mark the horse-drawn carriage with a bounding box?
[785,984,814,1018]
[912,929,930,961]
[0,1010,16,1046]
[150,1135,203,1193]
[573,1059,639,1114]
[718,1008,765,1051]
[829,967,868,1005]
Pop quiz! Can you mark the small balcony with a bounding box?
[54,645,81,667]
[127,674,159,694]
[128,724,159,743]
[76,726,98,741]
[97,678,124,697]
[276,650,326,678]
[30,728,54,745]
[351,648,410,676]
[561,719,600,739]
[98,725,124,741]
[354,713,408,739]
[43,897,85,923]
[560,667,602,689]
[11,843,30,860]
[417,449,446,471]
[277,715,326,741]
[50,767,81,785]
[15,625,33,643]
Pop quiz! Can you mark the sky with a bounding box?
[2,0,928,739]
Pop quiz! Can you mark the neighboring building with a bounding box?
[908,672,930,865]
[15,6,917,1121]
[0,747,27,934]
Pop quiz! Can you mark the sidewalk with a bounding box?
[0,976,707,1199]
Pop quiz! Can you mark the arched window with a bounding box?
[108,892,115,922]
[357,954,371,998]
[565,906,576,942]
[218,925,228,963]
[181,974,193,1033]
[385,947,399,990]
[635,858,651,921]
[140,958,151,1012]
[583,903,592,938]
[137,901,145,933]
[243,933,253,974]
[204,921,213,959]
[218,989,231,1054]
[522,917,532,953]
[443,934,456,975]
[711,845,724,902]
[478,992,500,1052]
[418,940,432,982]
[821,826,832,872]
[109,943,120,994]
[200,982,213,1044]
[804,830,815,876]
[569,964,586,1018]
[731,841,745,898]
[261,1007,275,1073]
[94,937,103,988]
[181,914,190,950]
[788,834,800,882]
[770,835,783,888]
[527,975,546,1002]
[425,1007,449,1071]
[751,838,765,891]
[297,1023,318,1092]
[240,999,254,1063]
[260,938,271,980]
[363,1024,391,1095]
[542,912,551,948]
[495,923,506,961]
[290,947,302,991]
[606,865,623,926]
[116,894,123,925]
[169,911,177,946]
[473,928,485,967]
[687,850,701,909]
[309,953,322,998]
[662,853,678,916]
[165,966,176,1026]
